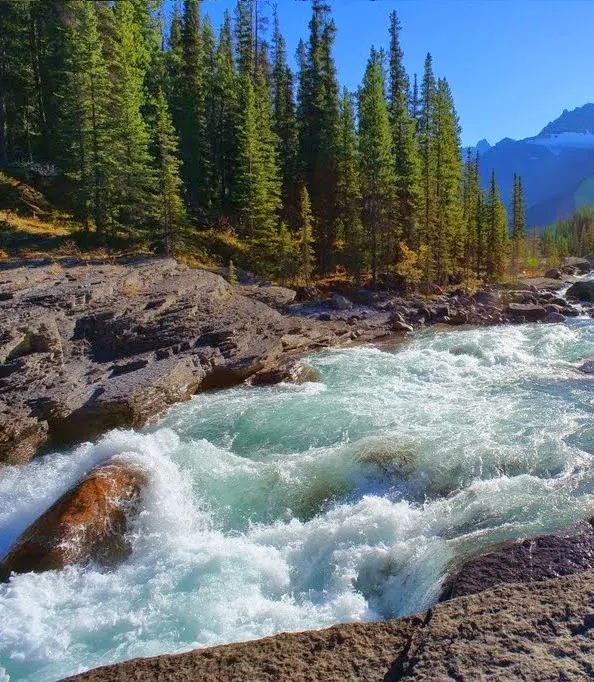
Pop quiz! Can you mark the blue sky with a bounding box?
[167,0,594,147]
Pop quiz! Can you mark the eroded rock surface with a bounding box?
[0,458,148,581]
[0,258,341,464]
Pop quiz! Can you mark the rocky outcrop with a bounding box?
[0,459,147,581]
[0,258,344,464]
[64,567,594,682]
[440,519,594,601]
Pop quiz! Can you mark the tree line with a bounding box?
[0,0,527,286]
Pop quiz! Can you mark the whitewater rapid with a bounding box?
[3,319,594,680]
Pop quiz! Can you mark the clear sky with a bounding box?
[167,0,594,147]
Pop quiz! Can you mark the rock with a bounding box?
[331,293,353,311]
[562,257,591,274]
[567,280,594,301]
[544,268,563,279]
[444,310,469,326]
[0,459,148,581]
[440,520,594,602]
[578,360,594,374]
[351,289,382,305]
[563,305,581,317]
[471,290,502,307]
[506,303,548,322]
[251,357,320,385]
[0,258,342,465]
[518,277,566,291]
[65,566,594,682]
[239,285,297,309]
[545,312,566,323]
[295,286,322,302]
[544,304,563,314]
[391,320,413,333]
[549,296,567,306]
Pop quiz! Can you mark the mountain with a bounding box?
[474,104,594,227]
[468,138,491,157]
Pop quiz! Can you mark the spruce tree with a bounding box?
[297,0,340,274]
[358,47,396,284]
[418,53,436,275]
[109,0,158,235]
[486,168,508,280]
[271,6,298,227]
[387,11,420,249]
[336,87,365,279]
[511,174,526,277]
[59,0,112,234]
[299,184,314,285]
[153,88,186,255]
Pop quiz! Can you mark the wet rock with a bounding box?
[251,357,320,385]
[0,459,148,581]
[440,520,594,602]
[331,293,353,311]
[544,268,563,279]
[567,280,594,301]
[578,359,594,374]
[444,310,469,326]
[390,316,413,333]
[563,305,581,317]
[545,312,566,323]
[544,304,563,314]
[506,303,548,322]
[549,296,567,306]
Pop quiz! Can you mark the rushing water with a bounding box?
[3,315,594,681]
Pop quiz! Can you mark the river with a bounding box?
[2,311,594,680]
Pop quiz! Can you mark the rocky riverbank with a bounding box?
[4,255,586,468]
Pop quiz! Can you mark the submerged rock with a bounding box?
[0,459,148,581]
[578,359,594,374]
[440,520,594,601]
[251,357,320,385]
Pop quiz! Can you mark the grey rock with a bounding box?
[331,293,353,311]
[567,280,594,301]
[506,303,548,322]
[544,268,563,279]
[544,312,567,323]
[562,257,591,274]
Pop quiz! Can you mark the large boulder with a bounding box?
[0,459,148,581]
[506,302,548,322]
[562,257,591,274]
[544,268,563,280]
[518,277,566,292]
[567,280,594,302]
[239,284,297,309]
[440,520,594,601]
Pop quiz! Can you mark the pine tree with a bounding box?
[59,0,112,233]
[271,5,298,227]
[433,77,463,282]
[299,183,314,285]
[336,87,364,278]
[486,168,508,280]
[387,11,420,249]
[418,53,436,273]
[358,47,396,284]
[511,173,526,277]
[297,0,340,274]
[213,10,237,214]
[153,88,186,255]
[108,0,158,235]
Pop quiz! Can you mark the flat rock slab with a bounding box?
[64,569,594,682]
[0,258,342,464]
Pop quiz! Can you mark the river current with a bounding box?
[3,311,594,680]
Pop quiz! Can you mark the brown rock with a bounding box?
[251,357,320,385]
[506,302,548,322]
[440,520,594,601]
[0,459,148,581]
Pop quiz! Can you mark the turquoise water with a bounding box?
[3,319,594,680]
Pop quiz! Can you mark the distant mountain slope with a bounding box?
[475,104,594,227]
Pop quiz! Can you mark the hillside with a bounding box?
[477,103,594,227]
